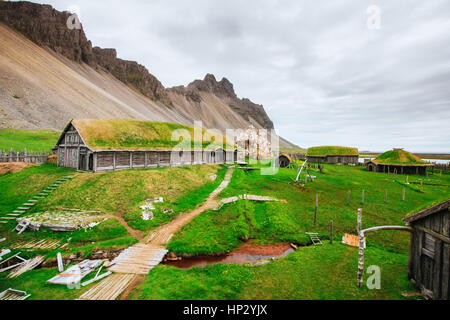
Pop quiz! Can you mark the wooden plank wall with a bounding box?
[0,150,50,164]
[410,210,449,300]
[94,150,230,172]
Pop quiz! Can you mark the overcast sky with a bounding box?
[34,0,450,152]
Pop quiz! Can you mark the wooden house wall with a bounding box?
[409,209,450,300]
[56,124,87,169]
[307,155,358,165]
[370,164,428,175]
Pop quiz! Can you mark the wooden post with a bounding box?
[362,190,365,205]
[347,190,351,205]
[357,208,364,288]
[385,190,388,203]
[402,188,406,201]
[330,220,333,244]
[314,194,318,225]
[420,180,423,192]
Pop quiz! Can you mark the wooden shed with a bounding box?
[403,199,450,300]
[306,146,359,165]
[54,119,238,172]
[366,149,433,175]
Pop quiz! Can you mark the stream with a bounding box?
[163,243,295,269]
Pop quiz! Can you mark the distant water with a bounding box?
[359,157,450,165]
[424,159,450,165]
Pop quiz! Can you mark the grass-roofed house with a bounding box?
[306,146,359,165]
[366,148,434,175]
[54,119,238,172]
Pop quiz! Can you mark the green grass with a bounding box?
[69,219,129,244]
[129,243,418,300]
[0,129,60,152]
[0,164,74,219]
[307,146,359,156]
[168,164,450,256]
[0,267,93,300]
[31,164,226,232]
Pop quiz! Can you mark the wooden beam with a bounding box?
[414,226,450,244]
[362,226,413,235]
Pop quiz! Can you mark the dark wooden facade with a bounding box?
[55,123,238,172]
[403,200,450,300]
[366,162,433,175]
[307,155,359,165]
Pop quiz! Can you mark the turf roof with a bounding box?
[372,149,429,165]
[307,146,359,157]
[71,119,234,151]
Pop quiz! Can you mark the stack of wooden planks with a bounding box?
[7,256,44,278]
[0,288,30,300]
[11,239,62,250]
[77,274,136,300]
[109,244,168,275]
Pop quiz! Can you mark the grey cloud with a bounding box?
[31,0,450,152]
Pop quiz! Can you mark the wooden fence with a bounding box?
[0,150,50,164]
[431,162,450,172]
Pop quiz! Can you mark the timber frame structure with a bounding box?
[54,120,239,172]
[403,200,450,300]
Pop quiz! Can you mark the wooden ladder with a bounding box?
[306,233,323,246]
[14,221,30,235]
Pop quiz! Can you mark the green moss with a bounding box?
[73,119,235,151]
[307,146,359,157]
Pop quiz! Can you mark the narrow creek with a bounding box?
[163,243,295,269]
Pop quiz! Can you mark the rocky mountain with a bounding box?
[0,1,297,148]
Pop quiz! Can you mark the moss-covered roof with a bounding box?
[70,119,234,151]
[307,146,359,157]
[372,149,430,166]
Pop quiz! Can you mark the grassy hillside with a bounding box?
[0,129,59,152]
[129,244,416,300]
[4,164,227,232]
[168,165,449,256]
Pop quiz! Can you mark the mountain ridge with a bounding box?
[0,0,297,149]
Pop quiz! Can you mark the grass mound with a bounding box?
[373,149,429,165]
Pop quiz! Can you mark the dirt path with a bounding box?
[79,167,234,300]
[105,214,145,241]
[145,167,234,245]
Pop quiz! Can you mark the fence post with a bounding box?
[357,208,364,288]
[314,194,318,225]
[330,220,333,245]
[402,188,406,201]
[362,190,365,205]
[347,190,351,205]
[385,190,388,203]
